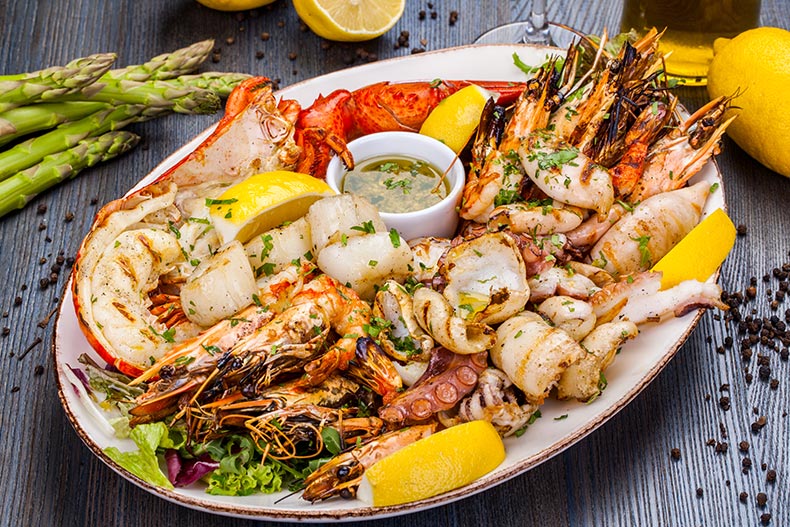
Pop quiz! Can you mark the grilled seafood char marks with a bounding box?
[378,347,488,425]
[439,367,538,437]
[301,424,437,502]
[73,31,736,503]
[73,79,302,377]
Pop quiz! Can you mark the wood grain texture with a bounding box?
[1,1,789,526]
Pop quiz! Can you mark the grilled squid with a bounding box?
[440,367,538,437]
[412,287,496,355]
[537,295,596,341]
[556,320,639,401]
[490,311,585,405]
[440,232,529,325]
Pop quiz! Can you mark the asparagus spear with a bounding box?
[0,101,109,148]
[0,131,140,218]
[0,104,168,181]
[165,71,252,98]
[0,53,117,112]
[58,78,221,114]
[102,40,214,82]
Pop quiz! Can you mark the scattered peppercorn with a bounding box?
[756,492,767,507]
[739,441,750,452]
[751,416,767,433]
[255,51,264,59]
[760,513,772,525]
[766,469,776,483]
[695,487,703,497]
[260,32,270,41]
[13,297,21,306]
[64,211,74,222]
[10,386,19,393]
[670,447,681,460]
[736,224,747,235]
[1,327,9,337]
[739,491,748,503]
[449,10,458,25]
[719,396,730,410]
[34,365,44,376]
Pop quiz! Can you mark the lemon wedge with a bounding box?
[293,0,405,42]
[356,420,505,507]
[651,207,736,290]
[419,84,492,154]
[208,171,334,244]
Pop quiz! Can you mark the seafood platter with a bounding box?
[54,34,733,520]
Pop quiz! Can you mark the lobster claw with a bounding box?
[295,89,355,177]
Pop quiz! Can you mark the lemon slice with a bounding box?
[651,207,736,290]
[293,0,405,42]
[357,420,505,507]
[209,171,334,244]
[195,0,276,10]
[419,84,492,154]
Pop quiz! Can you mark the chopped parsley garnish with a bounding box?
[205,198,238,206]
[351,221,376,234]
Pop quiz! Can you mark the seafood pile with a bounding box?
[71,29,733,502]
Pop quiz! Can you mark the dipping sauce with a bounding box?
[341,155,450,214]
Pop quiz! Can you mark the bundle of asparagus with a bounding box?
[0,40,251,218]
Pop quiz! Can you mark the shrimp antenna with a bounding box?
[563,27,608,99]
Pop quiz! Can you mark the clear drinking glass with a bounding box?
[620,0,761,85]
[474,0,582,48]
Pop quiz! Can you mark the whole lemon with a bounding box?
[707,27,790,177]
[195,0,276,11]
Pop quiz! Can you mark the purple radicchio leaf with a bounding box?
[67,364,91,394]
[165,449,219,487]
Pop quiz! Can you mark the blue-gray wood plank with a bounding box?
[0,1,788,525]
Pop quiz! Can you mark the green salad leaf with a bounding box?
[103,422,184,490]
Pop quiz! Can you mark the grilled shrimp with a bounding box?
[589,181,709,276]
[629,95,736,202]
[301,424,436,502]
[460,63,563,222]
[487,200,585,235]
[519,132,614,218]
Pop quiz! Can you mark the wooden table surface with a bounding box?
[1,1,789,526]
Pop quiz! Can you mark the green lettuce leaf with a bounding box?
[103,422,185,490]
[206,462,284,496]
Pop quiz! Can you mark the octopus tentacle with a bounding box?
[377,347,488,425]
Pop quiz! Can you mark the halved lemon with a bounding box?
[651,207,736,289]
[195,0,276,11]
[356,420,505,507]
[208,170,334,244]
[293,0,405,42]
[419,84,492,154]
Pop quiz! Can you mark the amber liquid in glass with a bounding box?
[621,0,760,85]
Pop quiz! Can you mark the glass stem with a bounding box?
[523,0,552,45]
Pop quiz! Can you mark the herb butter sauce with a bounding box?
[341,155,450,213]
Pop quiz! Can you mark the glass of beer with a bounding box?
[621,0,761,86]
